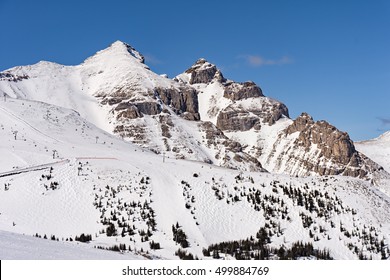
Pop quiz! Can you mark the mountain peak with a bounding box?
[194,58,210,66]
[185,58,225,84]
[186,58,216,72]
[84,40,145,65]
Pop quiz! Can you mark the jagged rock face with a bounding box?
[155,87,200,120]
[287,113,356,166]
[185,58,225,84]
[223,81,264,101]
[216,106,260,131]
[216,100,289,131]
[262,102,290,125]
[135,101,161,116]
[113,122,148,145]
[179,59,289,133]
[114,101,161,119]
[116,104,143,119]
[123,43,145,63]
[101,86,199,120]
[272,113,382,178]
[285,112,314,133]
[199,122,266,172]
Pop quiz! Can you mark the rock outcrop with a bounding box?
[198,121,266,172]
[287,113,356,165]
[270,113,383,178]
[216,100,289,131]
[155,87,200,120]
[216,106,260,131]
[116,104,143,119]
[114,101,162,119]
[184,58,225,84]
[223,81,264,101]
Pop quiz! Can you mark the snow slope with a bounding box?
[356,131,390,172]
[0,230,144,260]
[0,97,389,259]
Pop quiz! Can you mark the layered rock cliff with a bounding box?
[263,113,383,178]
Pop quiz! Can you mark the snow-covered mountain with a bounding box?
[0,41,389,260]
[1,41,385,179]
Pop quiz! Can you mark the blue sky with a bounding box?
[0,0,389,141]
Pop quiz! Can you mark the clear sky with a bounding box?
[0,0,389,141]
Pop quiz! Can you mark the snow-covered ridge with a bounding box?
[83,40,146,65]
